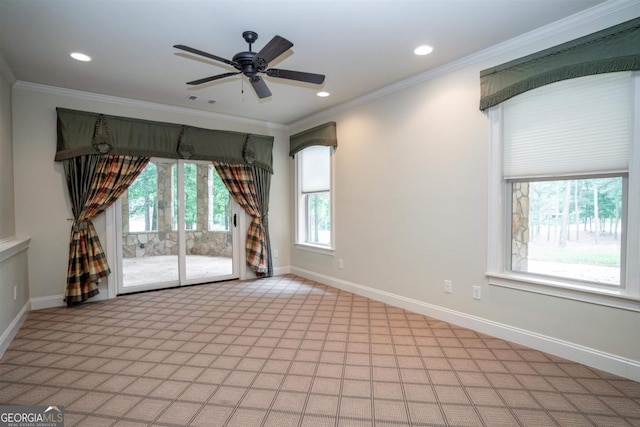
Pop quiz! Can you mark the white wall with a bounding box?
[0,63,30,357]
[12,86,290,303]
[290,7,640,380]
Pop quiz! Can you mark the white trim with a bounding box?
[273,265,291,276]
[177,162,187,285]
[294,243,334,256]
[0,237,30,263]
[12,80,287,130]
[626,72,640,297]
[0,300,30,358]
[105,204,118,299]
[486,107,504,274]
[230,200,242,280]
[30,295,65,310]
[488,273,640,312]
[291,267,640,382]
[238,208,247,281]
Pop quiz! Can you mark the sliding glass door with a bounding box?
[116,159,239,294]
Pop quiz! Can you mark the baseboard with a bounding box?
[273,265,291,276]
[30,295,65,310]
[291,267,640,382]
[0,300,30,359]
[29,270,293,309]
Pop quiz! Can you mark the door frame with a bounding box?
[104,159,247,298]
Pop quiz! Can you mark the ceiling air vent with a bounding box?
[185,94,215,105]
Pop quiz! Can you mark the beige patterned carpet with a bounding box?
[0,275,639,426]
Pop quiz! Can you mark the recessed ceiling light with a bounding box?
[317,91,330,97]
[414,45,434,56]
[70,52,91,62]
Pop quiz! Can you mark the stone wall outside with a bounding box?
[511,182,529,271]
[122,230,232,259]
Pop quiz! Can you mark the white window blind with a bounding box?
[502,72,632,179]
[300,145,330,193]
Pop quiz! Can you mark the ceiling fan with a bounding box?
[174,31,325,99]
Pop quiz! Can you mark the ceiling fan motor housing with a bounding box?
[232,51,265,77]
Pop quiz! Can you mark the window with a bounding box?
[126,162,157,232]
[296,145,334,250]
[509,176,624,286]
[172,163,197,230]
[208,165,230,231]
[488,72,640,310]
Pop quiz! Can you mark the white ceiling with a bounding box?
[0,0,606,125]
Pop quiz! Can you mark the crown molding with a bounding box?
[12,80,287,130]
[290,0,640,131]
[0,53,16,86]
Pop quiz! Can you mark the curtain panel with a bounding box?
[252,166,273,276]
[56,108,274,172]
[289,122,337,157]
[479,16,640,111]
[213,162,272,276]
[57,108,277,304]
[64,155,149,305]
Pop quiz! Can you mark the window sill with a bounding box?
[0,236,31,263]
[487,272,640,312]
[294,243,334,256]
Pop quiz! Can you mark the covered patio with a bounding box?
[122,255,233,287]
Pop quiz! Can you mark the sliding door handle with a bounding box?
[233,213,237,227]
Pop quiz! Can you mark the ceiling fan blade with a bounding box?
[255,35,293,65]
[250,75,272,99]
[186,72,241,85]
[265,68,325,84]
[174,44,237,67]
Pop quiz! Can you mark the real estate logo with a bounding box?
[0,405,64,427]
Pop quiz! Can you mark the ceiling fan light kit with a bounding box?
[174,31,325,99]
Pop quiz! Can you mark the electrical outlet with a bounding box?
[338,259,344,269]
[273,249,279,258]
[444,280,453,294]
[473,285,482,300]
[13,285,17,301]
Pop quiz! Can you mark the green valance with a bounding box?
[479,16,640,111]
[289,122,337,157]
[55,108,274,172]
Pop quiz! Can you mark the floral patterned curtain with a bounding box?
[64,155,149,305]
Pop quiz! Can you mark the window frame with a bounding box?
[294,145,335,254]
[505,174,627,290]
[207,164,231,232]
[486,73,640,312]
